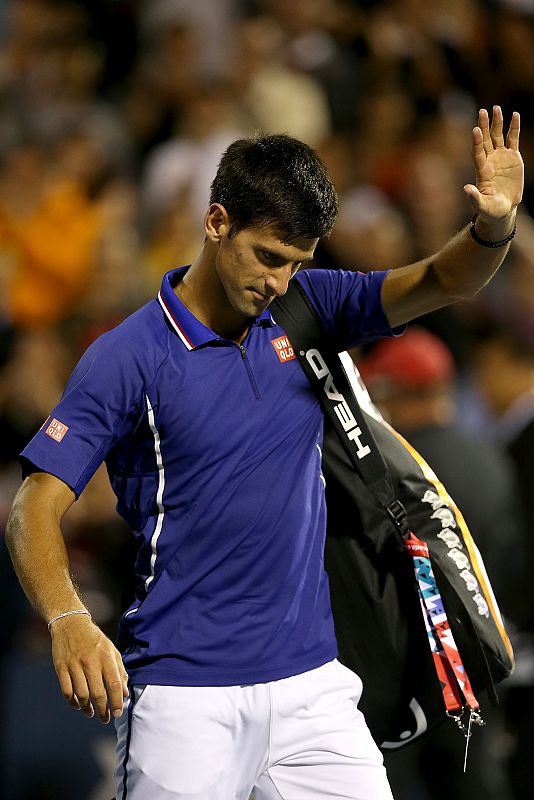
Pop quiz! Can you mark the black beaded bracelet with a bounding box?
[469,215,517,248]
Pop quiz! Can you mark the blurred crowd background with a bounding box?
[0,0,533,798]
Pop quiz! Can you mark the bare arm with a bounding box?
[6,472,129,723]
[382,107,524,328]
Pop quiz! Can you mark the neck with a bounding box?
[175,242,250,343]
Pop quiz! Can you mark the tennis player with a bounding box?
[6,107,523,799]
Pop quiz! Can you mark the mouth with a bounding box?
[249,288,270,302]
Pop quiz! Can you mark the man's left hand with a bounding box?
[463,106,523,221]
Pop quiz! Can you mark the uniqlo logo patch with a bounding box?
[45,418,69,442]
[271,335,296,363]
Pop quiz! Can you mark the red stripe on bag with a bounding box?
[405,531,480,714]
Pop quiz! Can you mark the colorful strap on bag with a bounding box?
[404,531,485,768]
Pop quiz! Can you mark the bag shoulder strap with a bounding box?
[273,281,497,730]
[271,280,408,537]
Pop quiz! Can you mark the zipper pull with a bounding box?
[463,708,485,773]
[239,345,247,359]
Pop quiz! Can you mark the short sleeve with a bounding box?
[294,269,406,351]
[20,331,145,497]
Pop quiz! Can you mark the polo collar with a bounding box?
[158,267,275,350]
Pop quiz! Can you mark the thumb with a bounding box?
[463,184,483,212]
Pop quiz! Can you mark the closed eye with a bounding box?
[259,249,283,265]
[256,248,312,273]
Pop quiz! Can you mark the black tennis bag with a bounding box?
[272,282,514,751]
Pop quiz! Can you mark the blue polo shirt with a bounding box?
[21,267,398,686]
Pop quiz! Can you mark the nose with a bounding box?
[264,267,292,298]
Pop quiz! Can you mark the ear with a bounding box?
[205,203,230,244]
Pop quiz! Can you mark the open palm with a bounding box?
[464,106,523,220]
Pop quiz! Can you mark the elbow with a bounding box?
[448,287,479,303]
[446,277,493,304]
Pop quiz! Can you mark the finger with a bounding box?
[115,652,130,698]
[506,110,521,151]
[490,105,505,148]
[86,670,112,724]
[478,108,493,155]
[70,667,95,719]
[103,657,128,719]
[471,126,487,173]
[57,669,81,711]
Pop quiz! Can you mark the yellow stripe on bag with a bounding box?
[383,420,514,666]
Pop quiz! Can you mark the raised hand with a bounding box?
[463,106,523,221]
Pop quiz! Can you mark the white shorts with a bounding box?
[115,659,393,800]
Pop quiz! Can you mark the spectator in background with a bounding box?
[140,81,245,290]
[472,325,534,491]
[123,0,238,167]
[326,184,412,271]
[0,138,102,329]
[257,0,365,131]
[358,326,526,800]
[230,14,332,147]
[470,318,534,800]
[0,126,140,331]
[139,0,238,82]
[0,328,73,461]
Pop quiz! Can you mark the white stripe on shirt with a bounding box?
[145,394,166,589]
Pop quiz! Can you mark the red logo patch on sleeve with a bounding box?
[45,418,69,442]
[271,335,296,363]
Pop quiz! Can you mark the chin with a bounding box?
[233,293,270,318]
[244,302,267,318]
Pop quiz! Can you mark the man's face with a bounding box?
[212,219,318,319]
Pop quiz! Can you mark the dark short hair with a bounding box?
[210,133,338,240]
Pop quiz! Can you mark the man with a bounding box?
[5,107,523,800]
